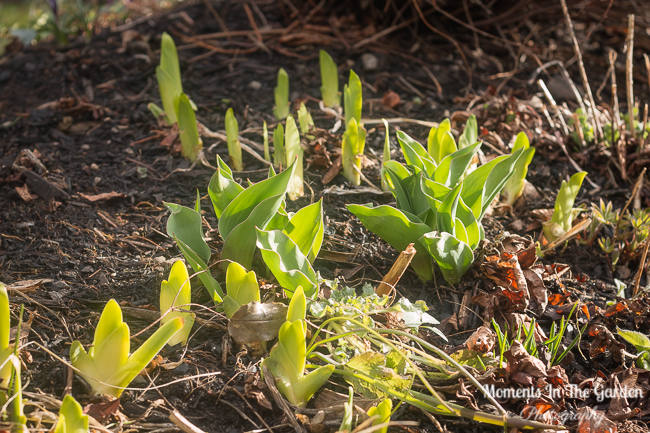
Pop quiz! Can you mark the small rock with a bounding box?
[361,53,379,71]
[81,266,93,273]
[81,144,90,151]
[153,256,166,264]
[93,177,101,186]
[248,80,262,90]
[50,281,69,290]
[90,163,99,170]
[124,147,134,155]
[172,363,190,374]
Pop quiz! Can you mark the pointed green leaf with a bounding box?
[320,50,340,108]
[160,32,181,93]
[503,133,535,206]
[617,328,650,353]
[208,157,244,219]
[287,286,306,324]
[274,68,290,120]
[397,131,436,177]
[344,70,363,127]
[273,123,285,168]
[165,202,211,264]
[155,66,179,125]
[173,235,223,302]
[55,395,89,433]
[420,232,474,284]
[283,199,324,262]
[224,262,260,319]
[160,261,193,346]
[225,108,243,171]
[460,114,478,149]
[347,204,433,281]
[178,93,202,161]
[543,171,587,241]
[256,229,318,298]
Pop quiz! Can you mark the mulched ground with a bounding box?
[1,1,650,432]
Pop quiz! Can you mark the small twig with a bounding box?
[609,50,621,147]
[170,410,207,433]
[376,244,417,297]
[626,14,636,137]
[423,66,443,97]
[614,168,646,237]
[559,0,602,140]
[220,400,260,430]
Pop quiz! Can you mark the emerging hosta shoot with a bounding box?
[69,299,183,397]
[542,171,587,242]
[53,395,89,433]
[177,93,202,161]
[319,50,340,108]
[349,129,524,283]
[160,261,195,346]
[368,398,393,433]
[502,132,535,206]
[223,262,260,319]
[225,108,243,171]
[274,67,290,120]
[298,103,315,140]
[262,287,335,407]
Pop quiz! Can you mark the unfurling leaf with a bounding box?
[542,171,587,242]
[160,261,195,346]
[223,262,260,319]
[320,50,340,108]
[502,132,535,206]
[53,395,89,433]
[177,93,202,161]
[420,232,474,284]
[225,108,243,171]
[274,68,290,120]
[70,300,183,397]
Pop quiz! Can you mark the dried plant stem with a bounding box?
[626,15,636,136]
[170,410,207,433]
[632,239,649,297]
[559,0,602,140]
[609,50,620,146]
[641,104,649,151]
[376,243,417,296]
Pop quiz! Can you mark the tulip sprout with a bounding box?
[177,93,202,161]
[69,299,183,397]
[263,121,271,162]
[160,261,195,346]
[225,108,243,171]
[342,70,366,186]
[285,115,304,200]
[502,132,535,206]
[273,123,285,168]
[273,68,290,120]
[319,50,340,108]
[223,262,261,319]
[298,103,315,140]
[261,287,334,407]
[543,171,587,242]
[53,395,89,433]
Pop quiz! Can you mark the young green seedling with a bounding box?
[367,398,393,433]
[150,32,196,126]
[342,118,367,186]
[263,121,271,162]
[319,50,340,108]
[225,108,243,171]
[298,103,315,140]
[0,283,11,407]
[381,118,391,192]
[273,123,285,168]
[542,171,587,242]
[223,262,260,319]
[53,395,89,433]
[459,114,478,149]
[427,118,457,164]
[344,70,362,128]
[177,93,202,161]
[617,328,650,369]
[261,287,335,407]
[502,132,535,206]
[160,261,195,346]
[274,68,290,120]
[285,115,304,200]
[69,299,183,397]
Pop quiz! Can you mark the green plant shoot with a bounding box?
[223,262,260,319]
[69,299,183,397]
[381,118,391,192]
[53,395,89,433]
[177,93,202,161]
[502,132,535,206]
[342,118,366,186]
[263,121,271,162]
[319,50,340,108]
[273,123,285,168]
[0,283,11,408]
[274,67,290,120]
[285,115,304,200]
[368,398,393,433]
[617,328,650,369]
[543,171,587,242]
[298,103,315,140]
[427,119,456,164]
[225,108,243,171]
[459,114,478,149]
[261,287,334,407]
[153,32,182,125]
[344,70,362,128]
[160,261,195,346]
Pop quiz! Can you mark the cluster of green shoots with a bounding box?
[349,119,535,284]
[587,199,650,269]
[570,107,649,147]
[492,302,587,369]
